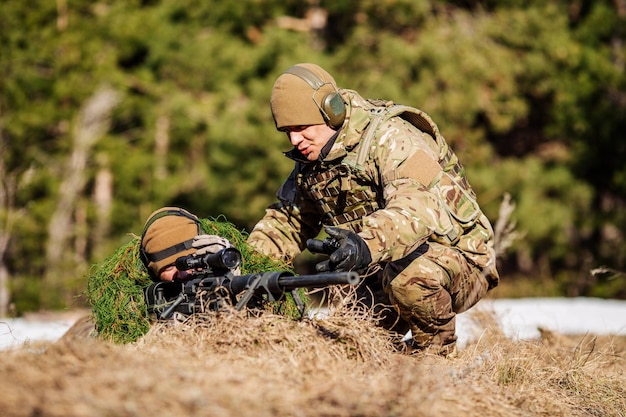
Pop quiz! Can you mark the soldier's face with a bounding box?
[159,265,191,282]
[284,123,336,161]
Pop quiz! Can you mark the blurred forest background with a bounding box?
[1,0,625,315]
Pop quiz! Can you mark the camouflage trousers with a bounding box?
[356,241,489,354]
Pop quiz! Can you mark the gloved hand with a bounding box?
[313,227,372,273]
[192,234,241,275]
[192,234,233,256]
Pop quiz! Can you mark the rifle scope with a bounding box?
[175,247,242,271]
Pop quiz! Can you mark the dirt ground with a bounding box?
[1,307,625,417]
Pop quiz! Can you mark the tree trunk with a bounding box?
[154,114,169,181]
[43,86,119,309]
[0,138,22,317]
[92,156,113,260]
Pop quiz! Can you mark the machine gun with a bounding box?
[144,247,360,320]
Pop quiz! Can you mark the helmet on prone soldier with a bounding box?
[140,207,201,281]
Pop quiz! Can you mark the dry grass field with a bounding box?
[1,300,625,417]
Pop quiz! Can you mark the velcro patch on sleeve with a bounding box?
[396,149,441,187]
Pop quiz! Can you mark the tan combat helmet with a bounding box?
[270,63,346,130]
[140,207,201,281]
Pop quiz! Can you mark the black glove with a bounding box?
[311,227,372,273]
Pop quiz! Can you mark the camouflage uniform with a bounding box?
[249,90,499,353]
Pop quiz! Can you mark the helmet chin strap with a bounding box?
[144,238,195,264]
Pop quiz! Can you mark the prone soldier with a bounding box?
[140,207,359,318]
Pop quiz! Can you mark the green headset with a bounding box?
[283,65,347,130]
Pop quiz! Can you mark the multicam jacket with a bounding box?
[248,90,499,286]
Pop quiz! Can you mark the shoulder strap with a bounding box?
[354,103,449,168]
[354,107,387,166]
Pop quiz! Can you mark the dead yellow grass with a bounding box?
[1,301,624,417]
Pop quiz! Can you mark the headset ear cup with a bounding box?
[140,246,159,281]
[282,65,346,130]
[321,92,346,129]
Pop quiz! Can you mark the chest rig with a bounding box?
[297,161,381,230]
[296,101,454,233]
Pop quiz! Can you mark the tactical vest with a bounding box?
[297,101,481,241]
[297,161,382,231]
[296,100,452,233]
[293,100,498,280]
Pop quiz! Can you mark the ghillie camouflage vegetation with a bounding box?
[86,216,295,344]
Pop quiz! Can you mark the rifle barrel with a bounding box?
[276,271,360,290]
[227,271,360,296]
